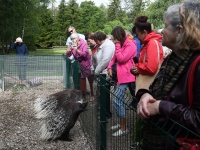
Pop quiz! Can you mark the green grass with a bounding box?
[29,48,66,55]
[7,48,66,55]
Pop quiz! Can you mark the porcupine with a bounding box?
[34,89,88,141]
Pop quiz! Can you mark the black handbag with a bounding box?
[111,63,117,82]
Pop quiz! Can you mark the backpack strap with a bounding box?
[187,55,200,106]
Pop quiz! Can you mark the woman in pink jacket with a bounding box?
[107,26,137,136]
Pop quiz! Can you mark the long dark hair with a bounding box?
[111,26,126,47]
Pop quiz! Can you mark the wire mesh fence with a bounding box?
[1,55,200,150]
[77,62,200,150]
[0,55,66,91]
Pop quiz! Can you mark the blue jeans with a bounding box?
[113,83,129,118]
[17,65,27,80]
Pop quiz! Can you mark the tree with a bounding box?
[52,0,68,46]
[0,0,52,53]
[123,0,150,23]
[107,0,128,24]
[144,0,184,29]
[102,20,128,34]
[78,1,106,33]
[37,5,54,47]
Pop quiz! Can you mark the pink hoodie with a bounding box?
[108,37,136,84]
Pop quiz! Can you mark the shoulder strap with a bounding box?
[143,40,160,63]
[154,40,160,61]
[188,55,200,106]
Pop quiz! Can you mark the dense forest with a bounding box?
[0,0,183,53]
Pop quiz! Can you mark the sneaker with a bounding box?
[110,124,120,130]
[130,142,139,149]
[112,129,128,137]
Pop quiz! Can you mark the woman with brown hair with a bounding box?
[107,26,137,136]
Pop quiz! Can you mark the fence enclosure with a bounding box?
[1,55,199,150]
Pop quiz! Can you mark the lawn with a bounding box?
[29,48,66,55]
[5,48,66,55]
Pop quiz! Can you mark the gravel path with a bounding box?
[0,89,91,150]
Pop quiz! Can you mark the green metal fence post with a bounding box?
[72,60,80,90]
[105,81,111,118]
[64,55,71,89]
[100,74,107,150]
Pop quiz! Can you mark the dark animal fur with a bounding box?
[34,89,87,141]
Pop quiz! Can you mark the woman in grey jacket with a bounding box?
[93,32,115,75]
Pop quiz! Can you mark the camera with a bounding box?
[71,41,77,47]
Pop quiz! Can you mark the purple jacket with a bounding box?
[66,38,91,78]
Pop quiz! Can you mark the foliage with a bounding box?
[102,20,131,34]
[144,0,184,30]
[52,0,69,46]
[107,0,128,24]
[124,0,150,23]
[79,1,106,34]
[0,0,186,53]
[0,0,51,53]
[37,6,54,47]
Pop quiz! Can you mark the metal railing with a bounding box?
[0,55,66,91]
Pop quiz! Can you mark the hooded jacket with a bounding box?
[107,37,137,84]
[66,38,91,67]
[135,31,164,75]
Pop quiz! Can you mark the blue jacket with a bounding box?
[11,43,28,56]
[134,36,141,58]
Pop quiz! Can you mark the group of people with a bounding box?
[65,20,164,137]
[10,0,200,148]
[65,0,200,148]
[10,0,200,147]
[9,0,200,149]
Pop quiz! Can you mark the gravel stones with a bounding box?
[0,89,91,150]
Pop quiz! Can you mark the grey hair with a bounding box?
[70,33,79,39]
[164,4,181,30]
[106,34,114,41]
[164,1,200,50]
[68,26,75,30]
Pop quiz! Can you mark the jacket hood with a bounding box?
[143,31,162,45]
[123,36,134,47]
